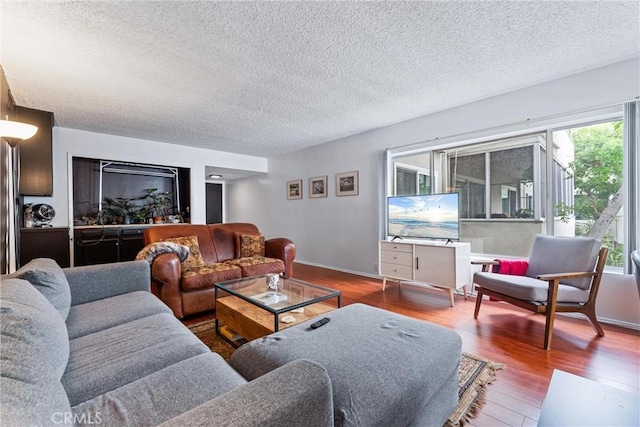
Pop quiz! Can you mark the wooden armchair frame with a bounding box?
[473,247,608,350]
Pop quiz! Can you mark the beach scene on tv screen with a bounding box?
[388,194,459,239]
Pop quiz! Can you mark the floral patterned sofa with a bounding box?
[141,223,296,318]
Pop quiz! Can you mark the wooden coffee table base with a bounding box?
[216,296,335,342]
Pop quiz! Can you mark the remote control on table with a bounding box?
[310,317,330,329]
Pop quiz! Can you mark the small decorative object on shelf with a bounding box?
[23,204,34,228]
[31,204,55,227]
[166,215,181,224]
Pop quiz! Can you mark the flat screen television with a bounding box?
[387,193,460,241]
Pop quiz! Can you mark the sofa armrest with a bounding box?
[265,238,296,278]
[160,359,334,427]
[150,253,185,318]
[63,260,150,306]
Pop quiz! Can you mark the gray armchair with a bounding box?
[473,235,608,350]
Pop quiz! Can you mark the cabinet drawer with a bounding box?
[121,228,145,236]
[77,228,119,239]
[380,250,413,266]
[380,242,413,253]
[380,263,413,280]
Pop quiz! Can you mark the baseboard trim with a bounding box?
[294,260,380,280]
[559,312,640,331]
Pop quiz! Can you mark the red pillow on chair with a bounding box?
[492,259,529,276]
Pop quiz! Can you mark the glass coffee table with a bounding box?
[214,274,342,345]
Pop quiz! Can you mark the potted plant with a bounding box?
[102,197,127,224]
[144,188,173,224]
[130,206,149,224]
[104,196,153,225]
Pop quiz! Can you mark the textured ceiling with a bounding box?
[1,1,639,158]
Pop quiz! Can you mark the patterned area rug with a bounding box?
[187,319,236,361]
[445,352,506,426]
[187,320,505,426]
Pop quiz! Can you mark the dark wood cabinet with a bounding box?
[74,227,145,266]
[15,106,54,196]
[20,227,70,268]
[74,228,119,266]
[119,228,146,262]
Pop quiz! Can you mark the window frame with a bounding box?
[384,103,636,273]
[393,161,432,195]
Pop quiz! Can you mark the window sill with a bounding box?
[461,218,543,223]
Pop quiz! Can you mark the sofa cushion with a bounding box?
[1,377,72,427]
[474,272,590,303]
[66,291,173,339]
[181,263,242,291]
[72,353,247,426]
[1,278,70,378]
[225,256,285,277]
[526,235,601,290]
[11,258,71,319]
[235,233,265,258]
[164,235,205,269]
[62,313,209,406]
[208,223,261,262]
[1,278,72,426]
[63,260,151,306]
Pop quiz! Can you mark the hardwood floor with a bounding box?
[184,263,640,426]
[292,263,640,427]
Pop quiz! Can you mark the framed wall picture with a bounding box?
[309,175,328,198]
[336,171,359,196]
[287,179,303,200]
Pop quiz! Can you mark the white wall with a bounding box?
[227,58,640,328]
[24,127,268,227]
[597,273,639,330]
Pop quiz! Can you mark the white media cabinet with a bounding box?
[379,240,471,307]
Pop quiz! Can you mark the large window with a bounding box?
[552,121,624,267]
[386,105,637,271]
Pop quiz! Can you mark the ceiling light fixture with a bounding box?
[208,174,222,179]
[0,118,38,146]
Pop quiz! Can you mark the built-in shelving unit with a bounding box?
[72,157,190,226]
[70,157,191,266]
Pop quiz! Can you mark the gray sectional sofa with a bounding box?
[1,259,333,426]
